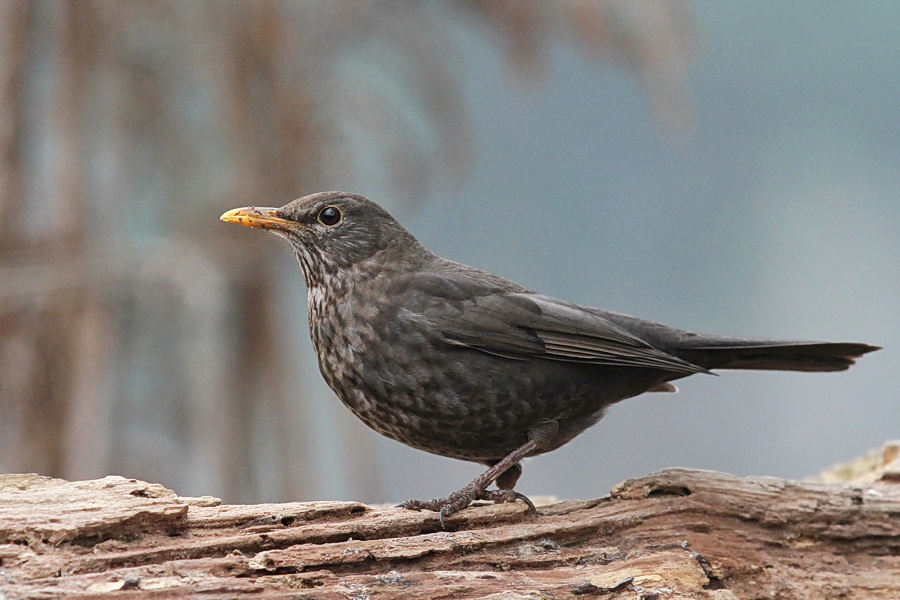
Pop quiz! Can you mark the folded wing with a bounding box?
[402,269,706,375]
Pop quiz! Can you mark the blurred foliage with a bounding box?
[0,0,693,502]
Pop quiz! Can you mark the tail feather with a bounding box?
[589,311,879,373]
[677,340,880,372]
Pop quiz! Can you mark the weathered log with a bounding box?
[2,443,899,599]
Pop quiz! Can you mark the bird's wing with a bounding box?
[402,270,706,374]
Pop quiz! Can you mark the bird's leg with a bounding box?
[400,422,558,526]
[494,462,522,490]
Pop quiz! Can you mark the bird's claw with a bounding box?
[399,485,536,528]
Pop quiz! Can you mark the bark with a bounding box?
[1,443,899,599]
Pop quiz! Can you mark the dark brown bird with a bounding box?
[221,191,879,523]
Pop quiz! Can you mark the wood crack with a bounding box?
[2,452,899,598]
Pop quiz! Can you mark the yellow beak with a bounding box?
[219,207,298,231]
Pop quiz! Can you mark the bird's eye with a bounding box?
[317,205,342,226]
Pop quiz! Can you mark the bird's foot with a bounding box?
[399,484,535,528]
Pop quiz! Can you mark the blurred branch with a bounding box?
[466,0,696,132]
[0,1,28,248]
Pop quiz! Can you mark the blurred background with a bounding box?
[0,0,896,504]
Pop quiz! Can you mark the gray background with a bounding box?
[2,1,896,505]
[331,2,898,503]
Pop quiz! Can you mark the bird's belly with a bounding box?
[311,314,660,461]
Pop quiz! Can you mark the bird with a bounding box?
[220,191,880,523]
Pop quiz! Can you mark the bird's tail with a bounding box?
[675,338,880,372]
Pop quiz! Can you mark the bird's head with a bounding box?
[221,191,426,287]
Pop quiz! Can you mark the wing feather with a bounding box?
[402,269,706,374]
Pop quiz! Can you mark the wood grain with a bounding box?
[2,445,899,599]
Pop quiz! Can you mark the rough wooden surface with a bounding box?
[2,445,899,599]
